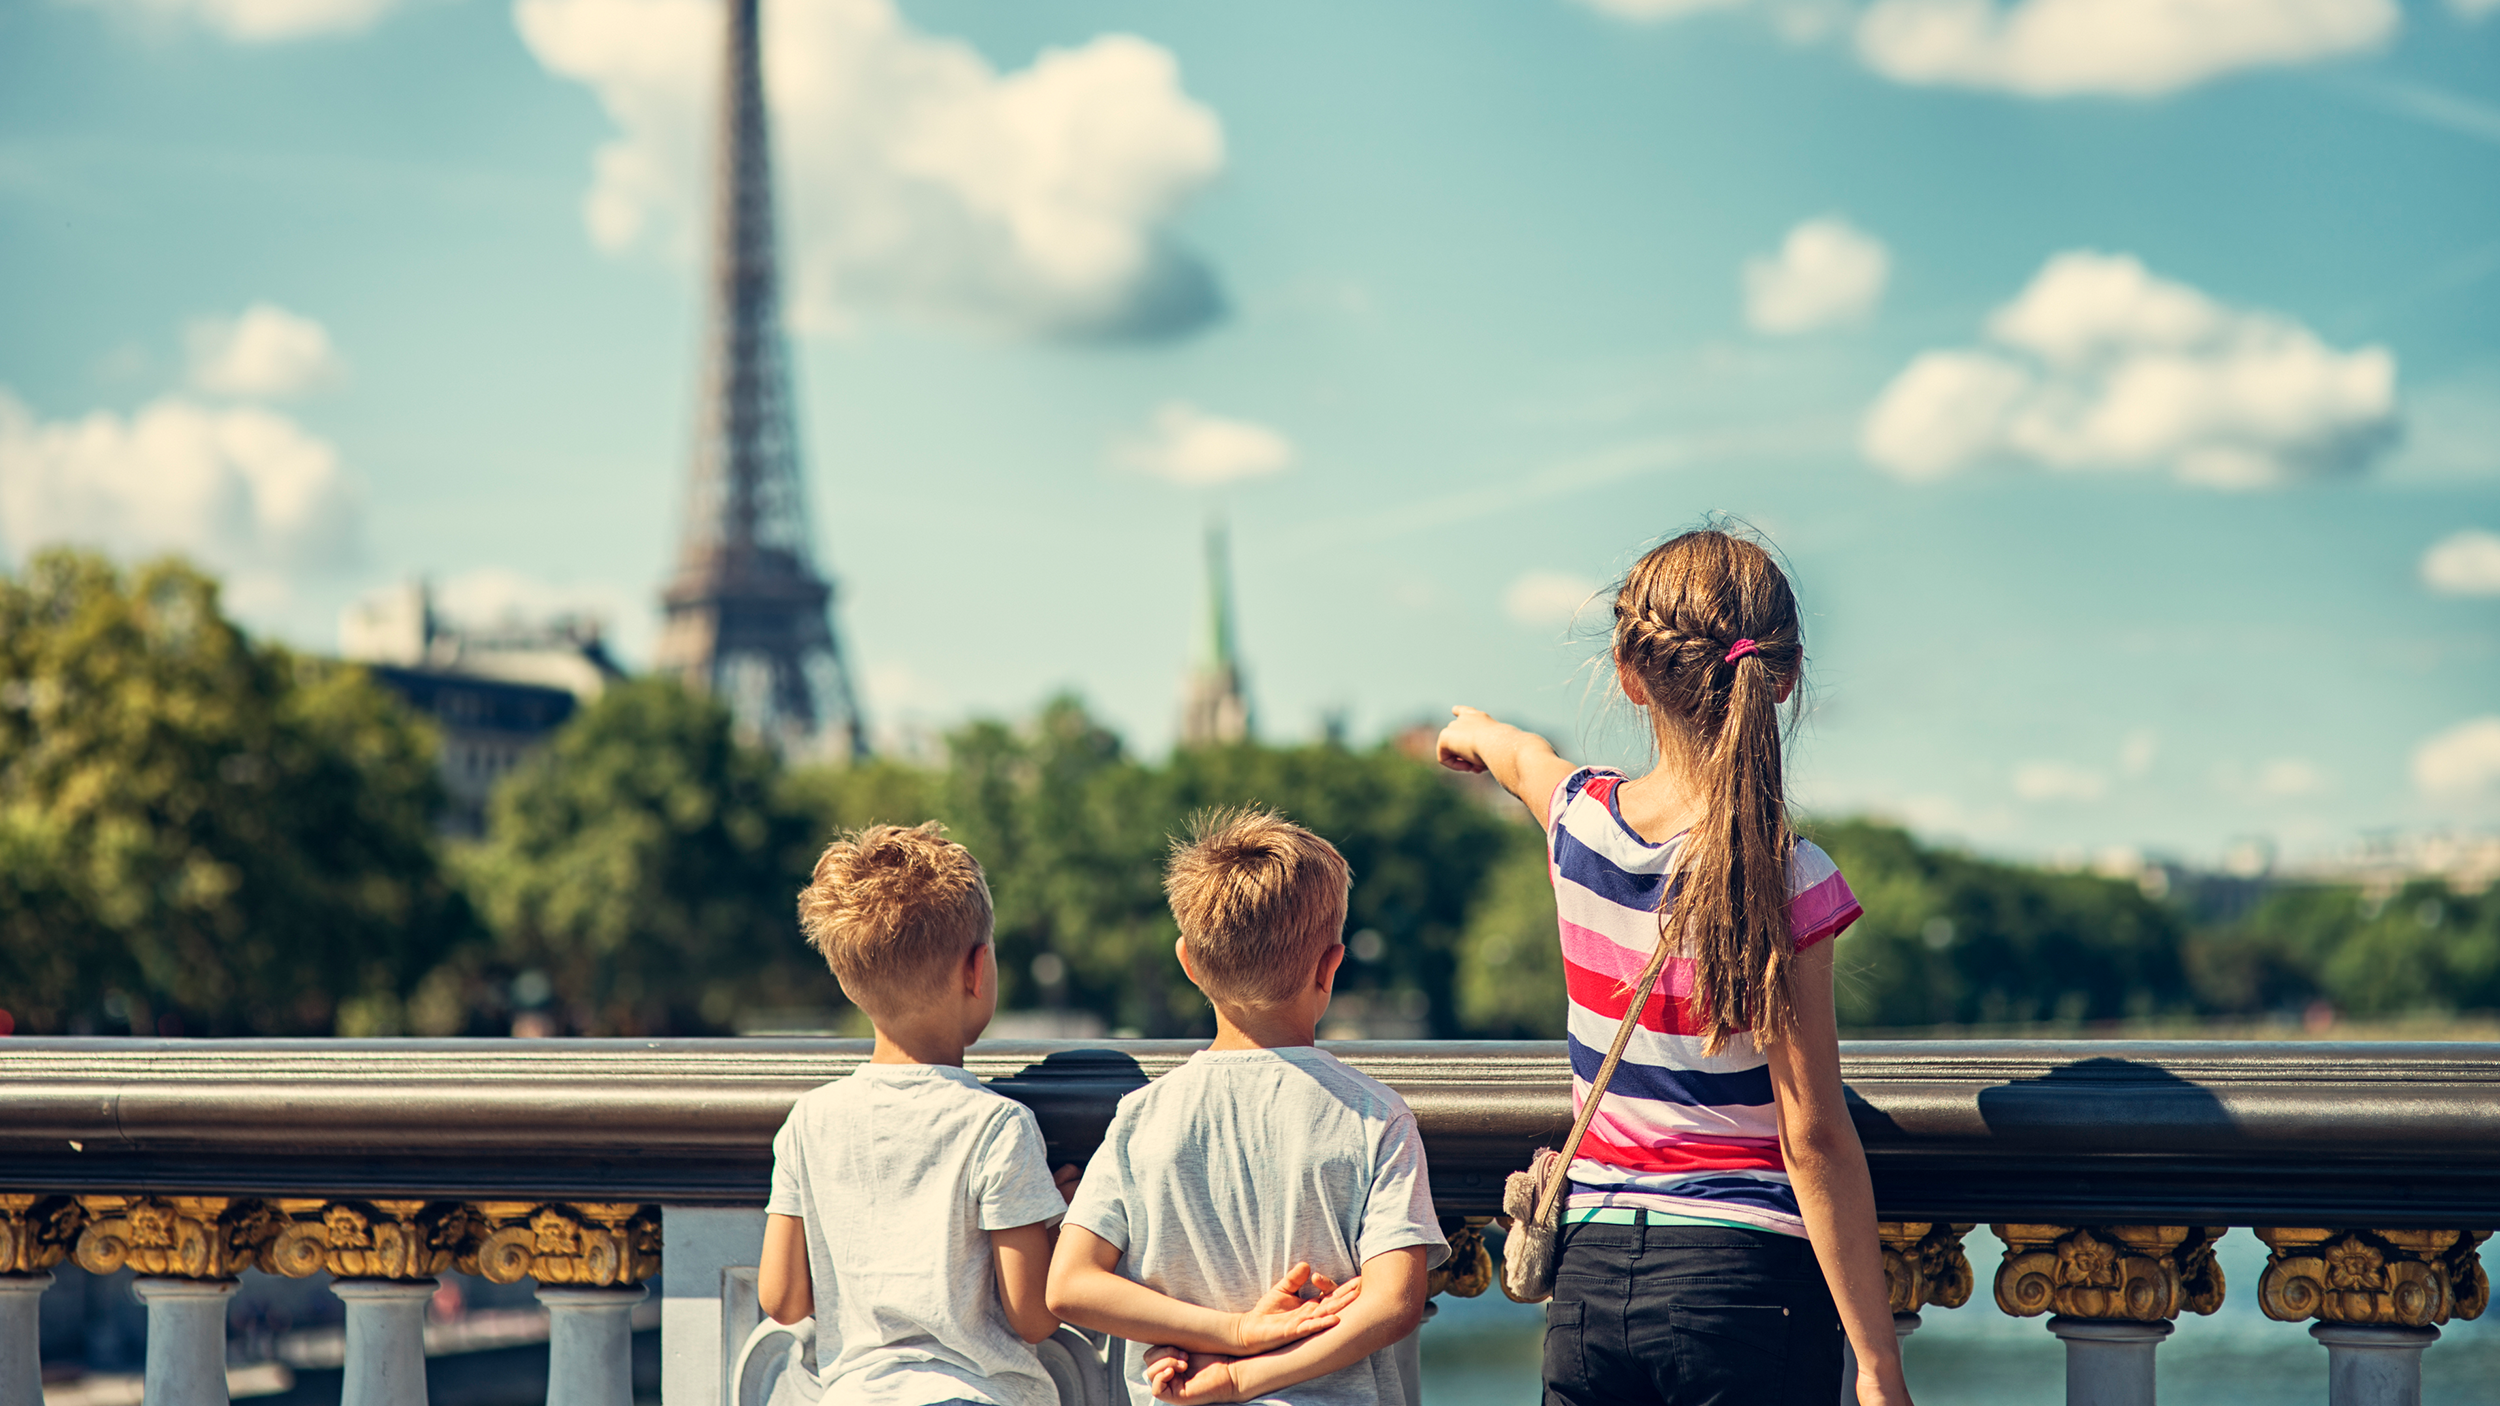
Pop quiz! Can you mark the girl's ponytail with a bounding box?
[1612,531,1803,1053]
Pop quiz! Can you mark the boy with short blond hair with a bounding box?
[760,822,1070,1406]
[1048,808,1449,1406]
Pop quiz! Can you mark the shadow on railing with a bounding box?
[3,1037,2495,1406]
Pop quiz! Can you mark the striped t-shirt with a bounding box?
[1546,767,1862,1238]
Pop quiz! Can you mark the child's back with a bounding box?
[760,822,1073,1406]
[1068,1045,1440,1405]
[770,1066,1063,1404]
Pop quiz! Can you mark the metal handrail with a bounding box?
[5,1038,2499,1221]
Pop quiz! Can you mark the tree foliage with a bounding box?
[459,678,827,1035]
[791,696,1521,1037]
[0,551,467,1035]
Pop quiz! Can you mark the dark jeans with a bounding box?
[1542,1217,1844,1406]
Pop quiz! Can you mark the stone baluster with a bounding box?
[258,1198,486,1406]
[0,1274,52,1406]
[75,1195,283,1406]
[1992,1224,2226,1406]
[461,1201,662,1406]
[2255,1228,2490,1406]
[1844,1223,1975,1404]
[2,1194,86,1406]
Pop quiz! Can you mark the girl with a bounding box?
[1435,528,1910,1406]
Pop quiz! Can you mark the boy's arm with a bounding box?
[1045,1227,1353,1356]
[990,1221,1060,1344]
[757,1213,812,1325]
[1145,1246,1429,1405]
[1435,706,1577,827]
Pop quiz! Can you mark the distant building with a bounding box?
[1178,521,1252,747]
[340,583,625,835]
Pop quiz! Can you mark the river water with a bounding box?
[1418,1227,2500,1404]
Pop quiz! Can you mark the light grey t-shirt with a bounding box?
[766,1063,1067,1406]
[1063,1046,1449,1406]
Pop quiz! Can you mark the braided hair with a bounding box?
[1611,529,1804,1052]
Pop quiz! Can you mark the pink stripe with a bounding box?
[1557,918,1695,993]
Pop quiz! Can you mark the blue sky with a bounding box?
[1,0,2496,865]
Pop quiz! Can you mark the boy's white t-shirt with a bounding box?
[765,1063,1067,1406]
[1063,1045,1450,1406]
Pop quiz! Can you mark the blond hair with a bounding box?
[1164,807,1351,1007]
[1611,528,1802,1051]
[797,822,993,1014]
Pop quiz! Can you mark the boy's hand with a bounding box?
[1052,1163,1083,1205]
[1435,706,1498,774]
[1143,1346,1244,1405]
[1229,1262,1358,1353]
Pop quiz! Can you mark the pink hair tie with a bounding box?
[1723,639,1759,664]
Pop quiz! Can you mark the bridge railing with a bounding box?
[2,1038,2493,1406]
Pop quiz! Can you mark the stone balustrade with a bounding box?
[2,1036,2493,1406]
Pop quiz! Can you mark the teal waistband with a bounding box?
[1563,1206,1764,1232]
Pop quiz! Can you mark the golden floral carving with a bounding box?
[456,1202,659,1287]
[1878,1222,1975,1315]
[1428,1220,1494,1300]
[260,1200,486,1281]
[1991,1225,2226,1322]
[0,1195,86,1275]
[2256,1229,2491,1327]
[72,1196,279,1280]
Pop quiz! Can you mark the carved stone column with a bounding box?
[333,1278,439,1406]
[1,1194,85,1406]
[0,1273,52,1406]
[75,1195,280,1406]
[1993,1225,2226,1406]
[541,1284,648,1406]
[2256,1228,2490,1406]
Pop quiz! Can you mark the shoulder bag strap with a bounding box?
[1532,923,1677,1225]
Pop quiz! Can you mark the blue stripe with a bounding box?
[1572,1176,1800,1213]
[1553,821,1670,913]
[1567,1036,1775,1107]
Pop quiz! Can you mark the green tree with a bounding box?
[1808,819,2192,1029]
[1455,829,1567,1037]
[0,550,467,1035]
[462,678,827,1034]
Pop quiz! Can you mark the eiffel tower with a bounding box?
[654,0,867,757]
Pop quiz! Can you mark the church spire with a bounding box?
[1178,518,1251,747]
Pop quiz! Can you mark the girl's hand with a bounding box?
[1855,1362,1915,1406]
[1143,1346,1244,1404]
[1435,706,1500,773]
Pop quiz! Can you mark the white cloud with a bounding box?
[516,0,1226,341]
[1503,571,1602,628]
[188,303,344,398]
[0,391,360,606]
[1743,217,1890,334]
[433,567,632,633]
[2014,760,2107,801]
[2422,528,2500,596]
[1862,251,2398,488]
[2414,717,2500,799]
[1854,0,2397,98]
[1115,403,1294,486]
[2257,757,2326,797]
[75,0,401,41]
[1574,0,1750,19]
[2119,727,2159,777]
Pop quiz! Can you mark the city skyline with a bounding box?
[1,0,2495,865]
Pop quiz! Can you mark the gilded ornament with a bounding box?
[1991,1225,2225,1322]
[1877,1222,1975,1315]
[2256,1228,2492,1327]
[260,1200,484,1281]
[0,1194,86,1276]
[458,1202,660,1287]
[1429,1220,1494,1300]
[73,1196,279,1280]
